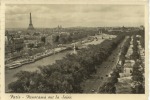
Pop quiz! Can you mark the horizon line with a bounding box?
[6,25,143,29]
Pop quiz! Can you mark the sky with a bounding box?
[5,4,144,28]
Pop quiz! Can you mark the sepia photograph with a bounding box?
[5,4,145,94]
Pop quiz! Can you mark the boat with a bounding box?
[20,59,30,65]
[6,47,69,69]
[7,62,22,69]
[29,58,35,63]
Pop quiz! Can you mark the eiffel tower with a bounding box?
[28,12,34,30]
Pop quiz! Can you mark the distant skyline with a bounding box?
[6,4,144,28]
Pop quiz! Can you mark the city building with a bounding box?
[46,35,53,45]
[5,32,24,55]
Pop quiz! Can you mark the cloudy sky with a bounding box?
[5,4,144,28]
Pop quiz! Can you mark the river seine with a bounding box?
[5,50,72,92]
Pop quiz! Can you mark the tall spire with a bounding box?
[30,13,32,24]
[28,12,34,30]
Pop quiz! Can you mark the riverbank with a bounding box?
[6,34,113,69]
[5,35,94,69]
[5,47,68,69]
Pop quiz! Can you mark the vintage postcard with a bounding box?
[0,0,149,100]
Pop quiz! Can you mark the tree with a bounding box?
[28,43,34,48]
[41,36,46,43]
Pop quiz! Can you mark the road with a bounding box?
[81,36,128,93]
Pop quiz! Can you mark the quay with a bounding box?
[5,47,68,69]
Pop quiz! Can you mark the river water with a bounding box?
[5,50,72,92]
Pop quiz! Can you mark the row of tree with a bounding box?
[8,35,125,93]
[52,30,97,44]
[119,37,131,65]
[131,61,144,93]
[131,35,145,94]
[99,68,120,93]
[99,36,131,93]
[98,32,145,94]
[138,29,145,48]
[130,35,140,60]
